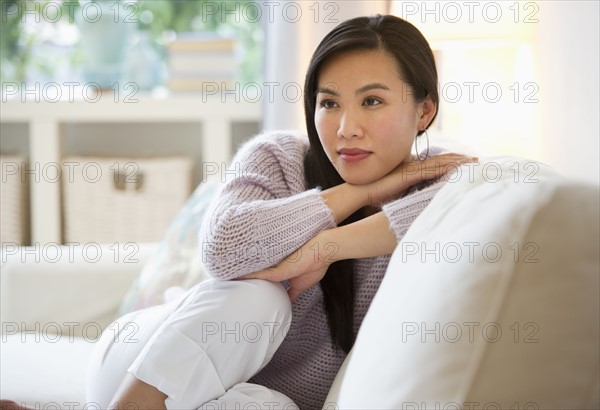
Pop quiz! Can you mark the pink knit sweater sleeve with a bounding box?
[199,131,337,280]
[381,146,449,241]
[381,180,446,241]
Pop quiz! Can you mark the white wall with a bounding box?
[261,0,388,132]
[396,0,599,185]
[534,1,599,185]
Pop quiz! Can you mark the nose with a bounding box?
[337,109,364,139]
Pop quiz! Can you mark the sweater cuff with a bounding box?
[382,180,446,242]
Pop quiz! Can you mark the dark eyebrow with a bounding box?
[355,83,390,95]
[316,83,390,97]
[316,86,339,96]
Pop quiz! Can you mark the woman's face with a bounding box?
[314,49,436,185]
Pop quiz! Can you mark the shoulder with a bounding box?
[231,130,309,169]
[227,130,310,189]
[236,130,309,157]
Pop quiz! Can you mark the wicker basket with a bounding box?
[0,156,29,247]
[62,156,193,244]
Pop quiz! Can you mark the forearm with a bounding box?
[319,179,447,263]
[201,189,336,279]
[321,151,475,226]
[320,211,397,262]
[320,183,369,224]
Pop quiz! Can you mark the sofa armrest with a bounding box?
[1,242,158,337]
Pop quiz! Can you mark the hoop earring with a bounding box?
[415,130,430,161]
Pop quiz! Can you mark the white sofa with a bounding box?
[2,158,599,409]
[1,243,158,406]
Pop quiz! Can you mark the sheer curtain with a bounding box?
[261,1,389,132]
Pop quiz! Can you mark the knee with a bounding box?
[229,279,292,321]
[186,278,292,336]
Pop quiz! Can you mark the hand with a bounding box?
[365,153,477,206]
[239,233,339,302]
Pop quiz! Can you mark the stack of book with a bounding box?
[167,33,237,93]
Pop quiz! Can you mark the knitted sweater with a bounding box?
[199,130,446,409]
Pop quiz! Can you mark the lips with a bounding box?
[338,148,372,163]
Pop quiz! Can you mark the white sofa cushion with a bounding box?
[1,243,157,335]
[326,158,600,409]
[1,335,95,408]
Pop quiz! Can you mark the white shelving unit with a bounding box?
[0,94,261,244]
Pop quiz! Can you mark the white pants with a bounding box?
[86,279,297,409]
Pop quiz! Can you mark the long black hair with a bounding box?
[303,15,439,353]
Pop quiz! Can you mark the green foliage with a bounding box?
[135,0,263,83]
[0,0,263,84]
[1,0,33,82]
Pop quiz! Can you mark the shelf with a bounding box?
[1,93,261,122]
[0,94,262,245]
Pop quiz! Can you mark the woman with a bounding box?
[87,14,475,410]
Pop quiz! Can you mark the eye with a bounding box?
[363,96,382,107]
[319,99,339,109]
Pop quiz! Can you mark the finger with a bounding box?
[428,156,477,165]
[425,157,478,172]
[443,157,479,169]
[428,152,476,159]
[416,162,466,181]
[436,152,476,159]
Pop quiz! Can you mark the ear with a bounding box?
[417,95,437,131]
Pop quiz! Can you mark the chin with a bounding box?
[340,172,381,186]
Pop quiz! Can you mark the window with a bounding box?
[392,0,539,158]
[1,0,263,91]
